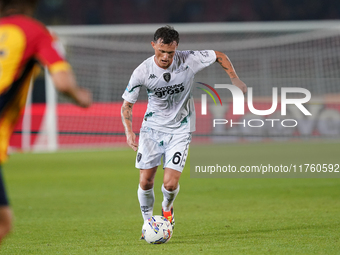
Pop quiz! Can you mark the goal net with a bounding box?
[11,21,340,151]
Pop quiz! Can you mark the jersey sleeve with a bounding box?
[35,29,71,74]
[122,68,145,104]
[186,50,216,74]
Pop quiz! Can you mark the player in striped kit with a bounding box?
[121,26,246,237]
[0,0,92,243]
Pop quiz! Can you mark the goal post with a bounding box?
[31,68,58,152]
[16,21,340,152]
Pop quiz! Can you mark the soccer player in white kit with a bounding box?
[121,26,246,237]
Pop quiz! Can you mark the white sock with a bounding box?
[137,185,154,221]
[161,184,180,212]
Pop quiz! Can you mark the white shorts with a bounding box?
[135,127,191,172]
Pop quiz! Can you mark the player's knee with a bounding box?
[140,179,154,190]
[163,182,178,192]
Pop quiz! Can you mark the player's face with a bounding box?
[151,39,177,69]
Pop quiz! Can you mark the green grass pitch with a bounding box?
[1,141,340,254]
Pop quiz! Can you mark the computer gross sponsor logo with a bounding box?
[155,83,184,98]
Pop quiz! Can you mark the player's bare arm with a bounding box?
[121,100,138,151]
[51,70,92,108]
[215,51,247,94]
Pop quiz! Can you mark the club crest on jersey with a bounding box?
[163,73,171,83]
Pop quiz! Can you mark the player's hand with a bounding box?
[126,131,138,151]
[231,78,247,94]
[75,88,92,108]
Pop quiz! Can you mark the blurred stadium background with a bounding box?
[35,0,340,25]
[9,0,340,152]
[3,2,340,253]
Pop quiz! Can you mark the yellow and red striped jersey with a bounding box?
[0,15,71,163]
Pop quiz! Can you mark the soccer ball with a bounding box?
[142,215,173,244]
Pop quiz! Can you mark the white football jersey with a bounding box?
[122,50,216,134]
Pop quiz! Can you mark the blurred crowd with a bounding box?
[36,0,340,25]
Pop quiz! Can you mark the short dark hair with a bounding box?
[0,0,39,14]
[153,25,179,45]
